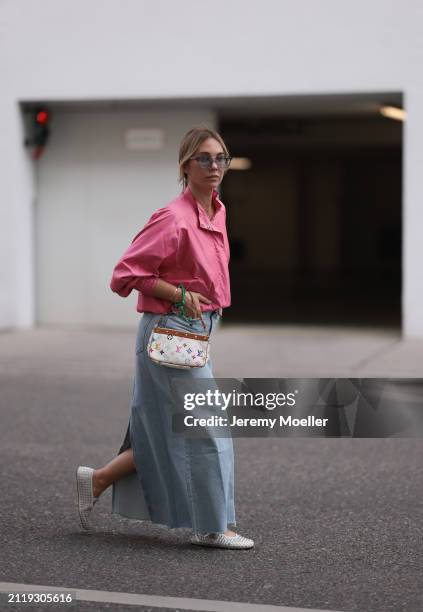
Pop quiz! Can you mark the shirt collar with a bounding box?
[183,185,224,230]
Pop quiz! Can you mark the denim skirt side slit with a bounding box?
[111,310,236,533]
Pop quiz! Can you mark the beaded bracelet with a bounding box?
[173,285,206,329]
[173,284,194,323]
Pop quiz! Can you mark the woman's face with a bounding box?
[184,137,226,191]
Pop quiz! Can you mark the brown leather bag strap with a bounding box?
[153,326,209,342]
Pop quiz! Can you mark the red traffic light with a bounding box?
[36,110,49,124]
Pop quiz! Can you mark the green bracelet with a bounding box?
[173,284,194,323]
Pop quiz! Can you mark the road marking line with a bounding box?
[0,582,343,612]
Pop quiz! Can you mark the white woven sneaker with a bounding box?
[76,466,99,530]
[191,532,254,549]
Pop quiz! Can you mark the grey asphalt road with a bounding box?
[1,325,423,612]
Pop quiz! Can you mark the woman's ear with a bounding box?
[182,169,188,188]
[183,162,189,182]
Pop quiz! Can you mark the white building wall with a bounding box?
[403,89,423,338]
[0,99,35,329]
[1,0,423,334]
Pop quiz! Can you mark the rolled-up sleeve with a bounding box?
[110,207,179,298]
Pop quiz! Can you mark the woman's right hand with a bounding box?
[184,291,212,319]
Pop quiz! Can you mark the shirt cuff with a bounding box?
[134,276,159,295]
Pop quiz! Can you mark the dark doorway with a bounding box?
[219,114,402,328]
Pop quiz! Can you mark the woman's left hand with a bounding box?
[185,291,211,319]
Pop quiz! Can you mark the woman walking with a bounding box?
[76,125,253,549]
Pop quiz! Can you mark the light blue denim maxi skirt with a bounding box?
[111,310,236,534]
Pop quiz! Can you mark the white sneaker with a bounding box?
[191,532,254,549]
[76,466,99,530]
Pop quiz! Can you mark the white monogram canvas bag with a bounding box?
[147,324,210,369]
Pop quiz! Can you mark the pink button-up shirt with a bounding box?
[110,186,231,313]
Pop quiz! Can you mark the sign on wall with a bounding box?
[124,128,165,151]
